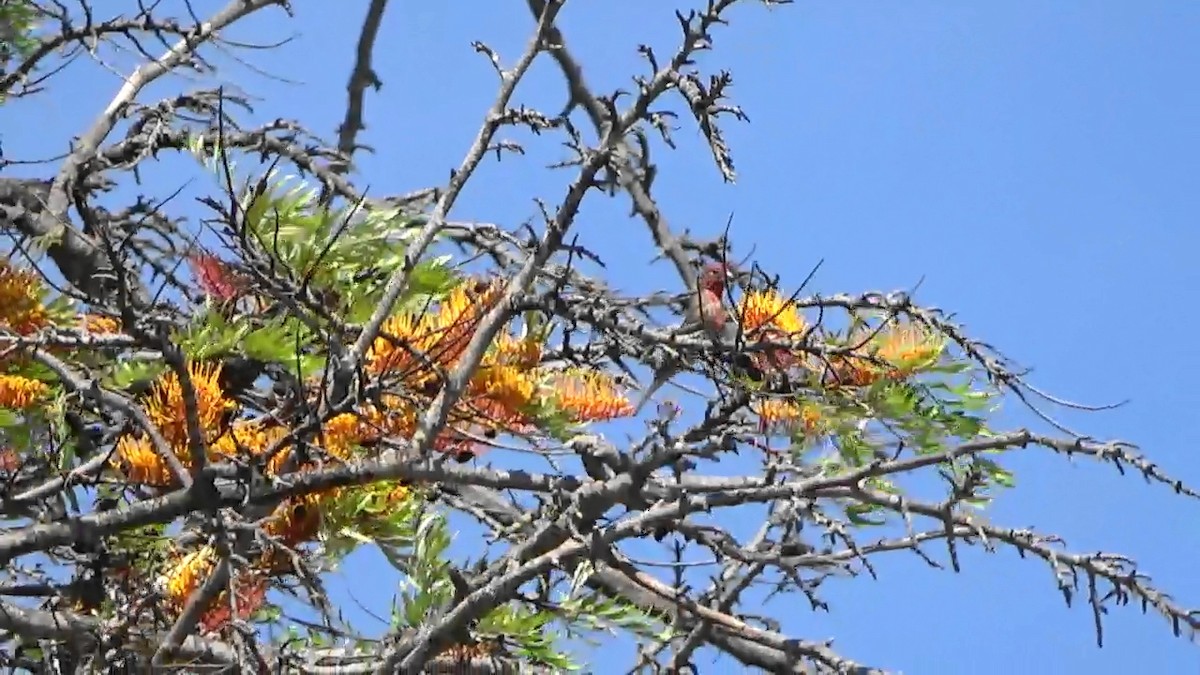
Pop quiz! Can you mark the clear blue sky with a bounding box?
[4,1,1199,672]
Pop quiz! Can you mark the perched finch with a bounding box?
[633,262,735,414]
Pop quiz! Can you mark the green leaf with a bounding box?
[0,408,22,428]
[242,317,312,364]
[108,360,167,391]
[975,457,1016,488]
[846,503,887,526]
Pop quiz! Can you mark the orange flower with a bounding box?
[471,365,536,416]
[547,368,634,422]
[739,290,811,377]
[159,545,265,632]
[449,394,532,448]
[160,545,216,608]
[144,361,236,447]
[437,639,503,660]
[198,575,267,633]
[360,394,420,439]
[739,290,805,337]
[490,331,543,369]
[211,420,291,475]
[385,482,411,504]
[0,260,48,335]
[829,320,943,387]
[79,314,121,335]
[116,381,259,486]
[875,321,943,373]
[263,491,325,546]
[827,355,881,387]
[0,374,47,409]
[262,461,346,546]
[367,279,504,385]
[113,434,175,486]
[315,412,368,460]
[755,399,822,436]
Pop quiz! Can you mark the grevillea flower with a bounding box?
[830,320,944,387]
[79,314,121,334]
[360,393,496,462]
[160,545,216,608]
[431,279,504,364]
[471,365,536,418]
[385,482,411,504]
[490,331,543,369]
[159,545,266,632]
[263,491,325,547]
[113,434,175,486]
[436,330,546,440]
[547,368,634,422]
[262,459,349,547]
[210,420,291,475]
[318,412,367,460]
[144,361,236,447]
[365,395,477,460]
[0,259,48,335]
[755,399,822,436]
[114,363,241,486]
[739,290,806,337]
[198,575,267,634]
[367,279,504,383]
[0,374,48,409]
[360,394,417,436]
[738,290,810,376]
[874,321,943,373]
[437,639,503,660]
[188,253,244,302]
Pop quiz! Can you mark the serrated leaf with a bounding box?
[109,360,166,391]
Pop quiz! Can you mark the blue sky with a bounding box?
[4,1,1200,672]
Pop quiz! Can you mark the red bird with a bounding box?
[633,262,734,414]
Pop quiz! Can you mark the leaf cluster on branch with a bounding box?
[0,0,1195,673]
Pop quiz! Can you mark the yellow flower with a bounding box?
[433,279,504,363]
[437,639,502,660]
[211,421,269,458]
[829,320,944,387]
[79,314,121,335]
[739,290,805,336]
[144,361,236,447]
[0,375,47,409]
[490,331,542,369]
[263,492,325,546]
[160,545,216,607]
[262,463,344,546]
[210,420,293,474]
[361,395,419,440]
[755,399,822,436]
[472,365,536,415]
[385,482,411,504]
[0,260,48,335]
[548,368,634,422]
[160,545,266,631]
[369,311,431,380]
[113,434,175,486]
[874,321,943,373]
[367,279,504,386]
[317,412,377,460]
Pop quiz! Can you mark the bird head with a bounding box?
[699,261,736,293]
